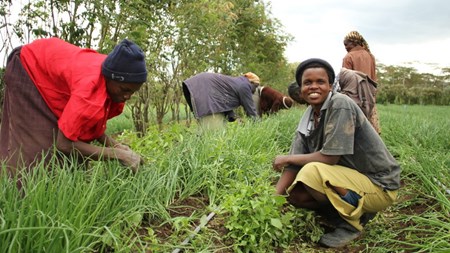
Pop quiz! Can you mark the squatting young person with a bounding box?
[273,58,401,248]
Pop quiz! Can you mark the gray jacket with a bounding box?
[288,92,401,190]
[183,72,258,119]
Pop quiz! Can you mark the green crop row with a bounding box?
[1,104,449,252]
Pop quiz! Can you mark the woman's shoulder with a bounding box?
[329,92,362,113]
[330,92,354,105]
[329,92,367,123]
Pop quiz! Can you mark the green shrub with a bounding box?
[220,178,321,253]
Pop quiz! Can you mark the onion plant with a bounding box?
[1,104,449,252]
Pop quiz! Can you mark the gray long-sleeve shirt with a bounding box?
[287,92,401,190]
[183,72,258,119]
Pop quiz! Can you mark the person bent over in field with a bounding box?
[1,38,147,188]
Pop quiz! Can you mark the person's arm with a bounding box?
[223,110,238,122]
[273,151,340,172]
[55,130,142,172]
[342,53,354,70]
[241,92,259,119]
[97,134,132,151]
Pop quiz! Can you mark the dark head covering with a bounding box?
[295,58,335,87]
[288,81,305,104]
[102,39,147,83]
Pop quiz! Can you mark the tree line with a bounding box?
[376,64,449,105]
[0,0,448,134]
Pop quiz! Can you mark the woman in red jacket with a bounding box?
[1,37,147,177]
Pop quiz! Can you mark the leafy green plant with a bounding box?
[1,105,449,252]
[118,123,187,164]
[220,179,312,252]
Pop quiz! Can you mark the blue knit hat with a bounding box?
[295,58,335,86]
[102,39,147,83]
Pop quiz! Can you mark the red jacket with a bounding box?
[20,37,124,141]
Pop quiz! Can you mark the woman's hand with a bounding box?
[272,155,290,172]
[112,143,144,172]
[114,143,132,151]
[118,149,144,173]
[272,152,340,173]
[57,130,144,172]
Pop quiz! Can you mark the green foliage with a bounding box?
[221,182,291,252]
[221,179,320,252]
[1,100,449,252]
[1,0,293,132]
[106,106,134,135]
[117,123,187,164]
[373,104,450,252]
[377,64,449,105]
[0,156,147,252]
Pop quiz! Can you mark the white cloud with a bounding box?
[267,0,450,74]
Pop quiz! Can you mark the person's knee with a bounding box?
[286,184,305,206]
[286,183,323,209]
[286,190,312,208]
[297,162,324,188]
[304,184,328,203]
[300,162,324,175]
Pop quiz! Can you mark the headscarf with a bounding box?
[244,72,260,85]
[344,31,371,53]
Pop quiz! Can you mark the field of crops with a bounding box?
[1,104,449,252]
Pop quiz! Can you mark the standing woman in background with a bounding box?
[342,31,381,134]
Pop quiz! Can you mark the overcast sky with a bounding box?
[267,0,450,74]
[2,0,449,74]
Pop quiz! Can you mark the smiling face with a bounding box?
[106,79,143,103]
[300,67,332,111]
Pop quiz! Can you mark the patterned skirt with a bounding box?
[0,47,59,176]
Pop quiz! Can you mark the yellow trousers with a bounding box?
[288,162,398,231]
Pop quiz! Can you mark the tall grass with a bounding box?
[0,104,449,252]
[374,104,450,252]
[0,157,148,252]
